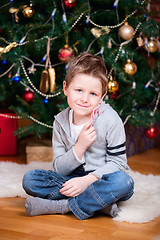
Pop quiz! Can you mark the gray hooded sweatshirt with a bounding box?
[52,101,130,179]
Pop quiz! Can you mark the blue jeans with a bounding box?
[22,167,134,220]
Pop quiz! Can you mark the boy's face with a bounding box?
[63,73,104,124]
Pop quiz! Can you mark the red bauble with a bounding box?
[144,125,159,139]
[109,91,120,100]
[63,0,76,9]
[58,45,74,63]
[23,90,34,103]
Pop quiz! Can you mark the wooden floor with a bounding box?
[0,144,160,240]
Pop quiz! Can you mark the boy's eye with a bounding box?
[91,92,97,96]
[76,89,82,92]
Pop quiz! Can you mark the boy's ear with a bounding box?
[63,81,67,96]
[100,91,107,103]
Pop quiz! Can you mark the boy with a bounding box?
[23,52,134,220]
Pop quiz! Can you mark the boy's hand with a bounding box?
[74,120,96,160]
[60,174,99,197]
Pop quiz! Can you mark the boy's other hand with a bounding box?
[60,174,99,197]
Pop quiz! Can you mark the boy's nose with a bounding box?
[81,93,88,102]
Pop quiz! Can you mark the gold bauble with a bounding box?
[22,6,35,18]
[107,79,119,93]
[145,39,158,53]
[124,59,137,75]
[119,22,134,40]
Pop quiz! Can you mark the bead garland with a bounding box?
[0,113,53,129]
[108,38,132,79]
[28,115,53,129]
[150,92,160,116]
[69,12,84,31]
[0,113,22,119]
[86,10,137,29]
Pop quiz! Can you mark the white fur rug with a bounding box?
[0,161,160,223]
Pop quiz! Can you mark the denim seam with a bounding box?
[68,183,107,220]
[49,189,61,198]
[68,198,91,220]
[89,184,106,207]
[110,192,119,201]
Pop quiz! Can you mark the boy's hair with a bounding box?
[65,52,108,96]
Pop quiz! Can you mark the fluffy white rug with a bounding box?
[0,161,160,223]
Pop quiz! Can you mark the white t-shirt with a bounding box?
[69,109,86,163]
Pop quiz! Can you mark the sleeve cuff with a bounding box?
[72,147,85,164]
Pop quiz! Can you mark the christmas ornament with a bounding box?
[48,68,56,93]
[23,89,34,103]
[40,38,56,93]
[91,27,110,38]
[39,68,56,93]
[0,42,17,54]
[40,70,49,93]
[63,0,76,9]
[9,5,34,22]
[119,22,134,40]
[28,65,36,74]
[22,5,35,18]
[107,75,119,93]
[124,59,137,75]
[109,91,119,100]
[58,45,74,63]
[9,7,20,22]
[144,125,159,139]
[145,38,158,53]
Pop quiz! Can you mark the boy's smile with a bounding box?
[63,73,103,125]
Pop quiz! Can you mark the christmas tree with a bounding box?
[0,0,160,139]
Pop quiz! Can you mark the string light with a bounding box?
[113,0,119,7]
[11,67,20,82]
[124,115,132,125]
[0,63,15,78]
[51,8,57,18]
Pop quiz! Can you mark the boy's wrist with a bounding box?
[74,143,86,160]
[83,174,99,184]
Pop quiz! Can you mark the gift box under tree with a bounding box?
[125,123,160,157]
[0,110,17,156]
